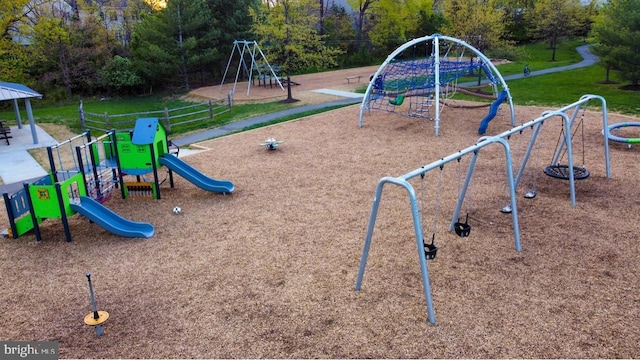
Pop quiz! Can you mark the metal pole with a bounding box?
[86,273,104,336]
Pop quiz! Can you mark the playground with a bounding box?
[1,64,640,357]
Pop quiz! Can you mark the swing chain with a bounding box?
[420,165,442,261]
[454,155,473,237]
[432,164,444,236]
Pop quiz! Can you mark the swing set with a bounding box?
[219,40,284,96]
[356,94,612,324]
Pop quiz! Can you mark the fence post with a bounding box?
[103,112,110,131]
[79,100,85,131]
[164,107,171,132]
[209,100,214,123]
[228,91,233,110]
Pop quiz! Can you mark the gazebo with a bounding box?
[0,82,43,144]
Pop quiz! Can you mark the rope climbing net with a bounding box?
[359,34,514,135]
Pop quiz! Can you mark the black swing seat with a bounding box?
[454,213,471,237]
[424,234,438,260]
[543,164,590,180]
[454,222,471,237]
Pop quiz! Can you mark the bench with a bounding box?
[0,126,12,145]
[345,75,362,84]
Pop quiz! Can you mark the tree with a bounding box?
[251,0,343,102]
[107,0,156,50]
[0,0,40,84]
[411,5,446,40]
[131,0,257,92]
[207,0,259,82]
[526,0,583,61]
[99,55,143,94]
[367,0,436,55]
[131,0,215,91]
[591,0,640,87]
[344,0,439,58]
[27,1,115,98]
[130,9,181,92]
[441,0,506,53]
[500,0,536,44]
[574,0,597,39]
[323,2,357,55]
[346,0,378,52]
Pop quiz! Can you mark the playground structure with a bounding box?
[356,94,611,324]
[3,118,234,242]
[603,122,640,146]
[359,34,515,136]
[260,137,284,150]
[220,40,284,96]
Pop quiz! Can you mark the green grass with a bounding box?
[507,66,638,113]
[0,94,323,135]
[494,39,587,77]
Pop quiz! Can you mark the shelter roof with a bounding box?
[0,82,43,101]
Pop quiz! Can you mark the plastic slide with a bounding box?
[159,154,235,194]
[70,196,154,238]
[478,90,508,135]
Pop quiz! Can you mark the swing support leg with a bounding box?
[513,122,543,189]
[355,177,437,324]
[450,151,478,232]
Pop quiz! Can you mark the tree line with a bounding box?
[0,0,637,100]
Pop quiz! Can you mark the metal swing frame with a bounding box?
[219,40,284,96]
[356,94,612,325]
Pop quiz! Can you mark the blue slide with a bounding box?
[70,196,154,238]
[159,154,235,194]
[478,90,509,135]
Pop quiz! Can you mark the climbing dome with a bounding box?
[358,34,515,136]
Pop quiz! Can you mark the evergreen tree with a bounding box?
[207,0,260,81]
[131,0,257,92]
[591,0,640,87]
[131,0,214,91]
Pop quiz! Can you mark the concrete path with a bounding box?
[170,96,362,147]
[0,45,598,195]
[503,44,598,81]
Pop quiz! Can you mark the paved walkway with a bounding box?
[171,96,362,147]
[0,45,598,195]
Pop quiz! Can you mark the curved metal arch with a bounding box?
[358,34,515,136]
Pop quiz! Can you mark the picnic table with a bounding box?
[0,120,12,145]
[253,64,299,88]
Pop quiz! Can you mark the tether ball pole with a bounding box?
[84,273,109,336]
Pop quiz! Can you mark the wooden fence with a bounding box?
[79,93,233,134]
